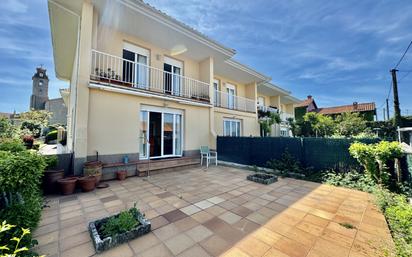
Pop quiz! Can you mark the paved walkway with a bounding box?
[34,166,394,257]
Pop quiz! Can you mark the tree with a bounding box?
[0,117,18,139]
[303,112,335,137]
[259,112,281,137]
[19,110,52,137]
[335,112,367,137]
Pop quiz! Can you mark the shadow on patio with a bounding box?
[33,165,393,257]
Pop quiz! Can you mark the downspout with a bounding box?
[48,0,81,154]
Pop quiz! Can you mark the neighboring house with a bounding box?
[317,102,376,121]
[0,112,12,119]
[30,67,68,125]
[294,96,376,121]
[294,95,318,121]
[48,0,298,173]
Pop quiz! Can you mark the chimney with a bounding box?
[307,95,312,99]
[353,102,358,110]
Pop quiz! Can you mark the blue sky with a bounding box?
[1,0,412,119]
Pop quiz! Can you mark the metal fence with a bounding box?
[217,136,379,172]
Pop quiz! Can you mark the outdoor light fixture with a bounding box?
[170,44,187,56]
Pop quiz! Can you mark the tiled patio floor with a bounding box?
[34,165,394,257]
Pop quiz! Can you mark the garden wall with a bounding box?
[217,136,379,172]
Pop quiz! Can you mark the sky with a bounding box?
[1,0,412,119]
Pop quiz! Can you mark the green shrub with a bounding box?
[0,220,42,257]
[44,155,58,170]
[323,170,376,193]
[101,207,140,238]
[266,149,312,177]
[0,151,46,229]
[0,139,25,153]
[373,188,412,257]
[45,130,57,143]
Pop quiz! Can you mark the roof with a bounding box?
[317,102,376,115]
[295,97,315,108]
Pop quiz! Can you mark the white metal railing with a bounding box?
[90,50,210,101]
[280,112,294,121]
[213,90,256,113]
[257,105,278,113]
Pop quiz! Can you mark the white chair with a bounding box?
[200,146,218,168]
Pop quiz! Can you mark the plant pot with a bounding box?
[78,176,96,192]
[43,169,65,194]
[116,170,127,181]
[84,161,103,185]
[57,177,78,195]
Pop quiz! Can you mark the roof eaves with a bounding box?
[226,59,271,82]
[123,0,236,58]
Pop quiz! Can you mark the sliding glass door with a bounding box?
[140,109,183,159]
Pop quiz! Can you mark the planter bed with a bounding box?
[247,173,278,185]
[88,209,151,253]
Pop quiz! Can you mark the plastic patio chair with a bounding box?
[200,146,218,168]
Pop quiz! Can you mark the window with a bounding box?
[280,127,289,137]
[164,56,183,96]
[39,81,43,86]
[223,119,241,137]
[123,42,150,89]
[213,79,220,106]
[226,83,236,109]
[257,97,265,107]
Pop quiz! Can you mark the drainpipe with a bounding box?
[48,0,81,169]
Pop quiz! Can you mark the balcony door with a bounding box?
[123,42,149,89]
[226,83,236,109]
[140,107,183,159]
[164,57,183,96]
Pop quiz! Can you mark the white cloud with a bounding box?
[1,0,28,13]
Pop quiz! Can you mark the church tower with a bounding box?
[30,67,49,110]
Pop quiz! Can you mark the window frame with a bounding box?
[223,119,241,137]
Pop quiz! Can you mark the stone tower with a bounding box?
[30,67,49,110]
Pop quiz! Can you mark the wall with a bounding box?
[213,108,259,138]
[45,98,68,125]
[87,88,210,159]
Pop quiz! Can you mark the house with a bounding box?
[317,102,376,121]
[294,95,318,121]
[294,96,376,121]
[48,0,298,174]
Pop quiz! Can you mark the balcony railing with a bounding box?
[257,105,278,113]
[280,112,294,121]
[90,50,210,102]
[213,90,256,113]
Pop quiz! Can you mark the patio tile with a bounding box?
[177,245,211,257]
[60,209,83,221]
[218,200,238,210]
[129,233,161,254]
[252,227,282,246]
[263,248,292,257]
[207,196,225,204]
[312,237,351,257]
[97,243,134,257]
[180,204,201,215]
[219,211,242,225]
[36,230,59,246]
[151,215,170,230]
[100,195,119,203]
[185,225,213,242]
[34,241,59,257]
[138,243,173,257]
[157,191,174,199]
[174,216,199,232]
[60,231,91,252]
[200,234,230,257]
[194,200,215,209]
[237,236,271,257]
[221,247,251,257]
[203,217,227,233]
[61,242,95,257]
[273,236,311,257]
[231,206,253,217]
[164,233,195,255]
[153,223,181,241]
[233,219,260,234]
[162,209,188,223]
[191,210,214,223]
[245,212,269,225]
[205,205,226,216]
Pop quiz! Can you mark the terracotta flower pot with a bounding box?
[83,161,103,186]
[116,170,127,181]
[57,177,78,195]
[78,176,96,192]
[43,169,65,194]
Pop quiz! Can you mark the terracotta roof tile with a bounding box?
[295,98,313,107]
[317,102,376,115]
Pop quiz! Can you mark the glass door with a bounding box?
[163,113,174,156]
[123,43,149,89]
[164,57,183,96]
[227,87,235,109]
[139,111,148,159]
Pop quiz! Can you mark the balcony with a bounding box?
[90,50,210,102]
[280,112,294,121]
[214,90,256,113]
[257,105,278,113]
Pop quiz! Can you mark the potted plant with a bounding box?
[43,155,65,194]
[22,135,34,149]
[84,161,103,186]
[78,176,96,192]
[57,177,78,195]
[116,170,127,181]
[89,204,151,253]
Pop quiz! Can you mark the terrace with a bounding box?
[34,165,393,257]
